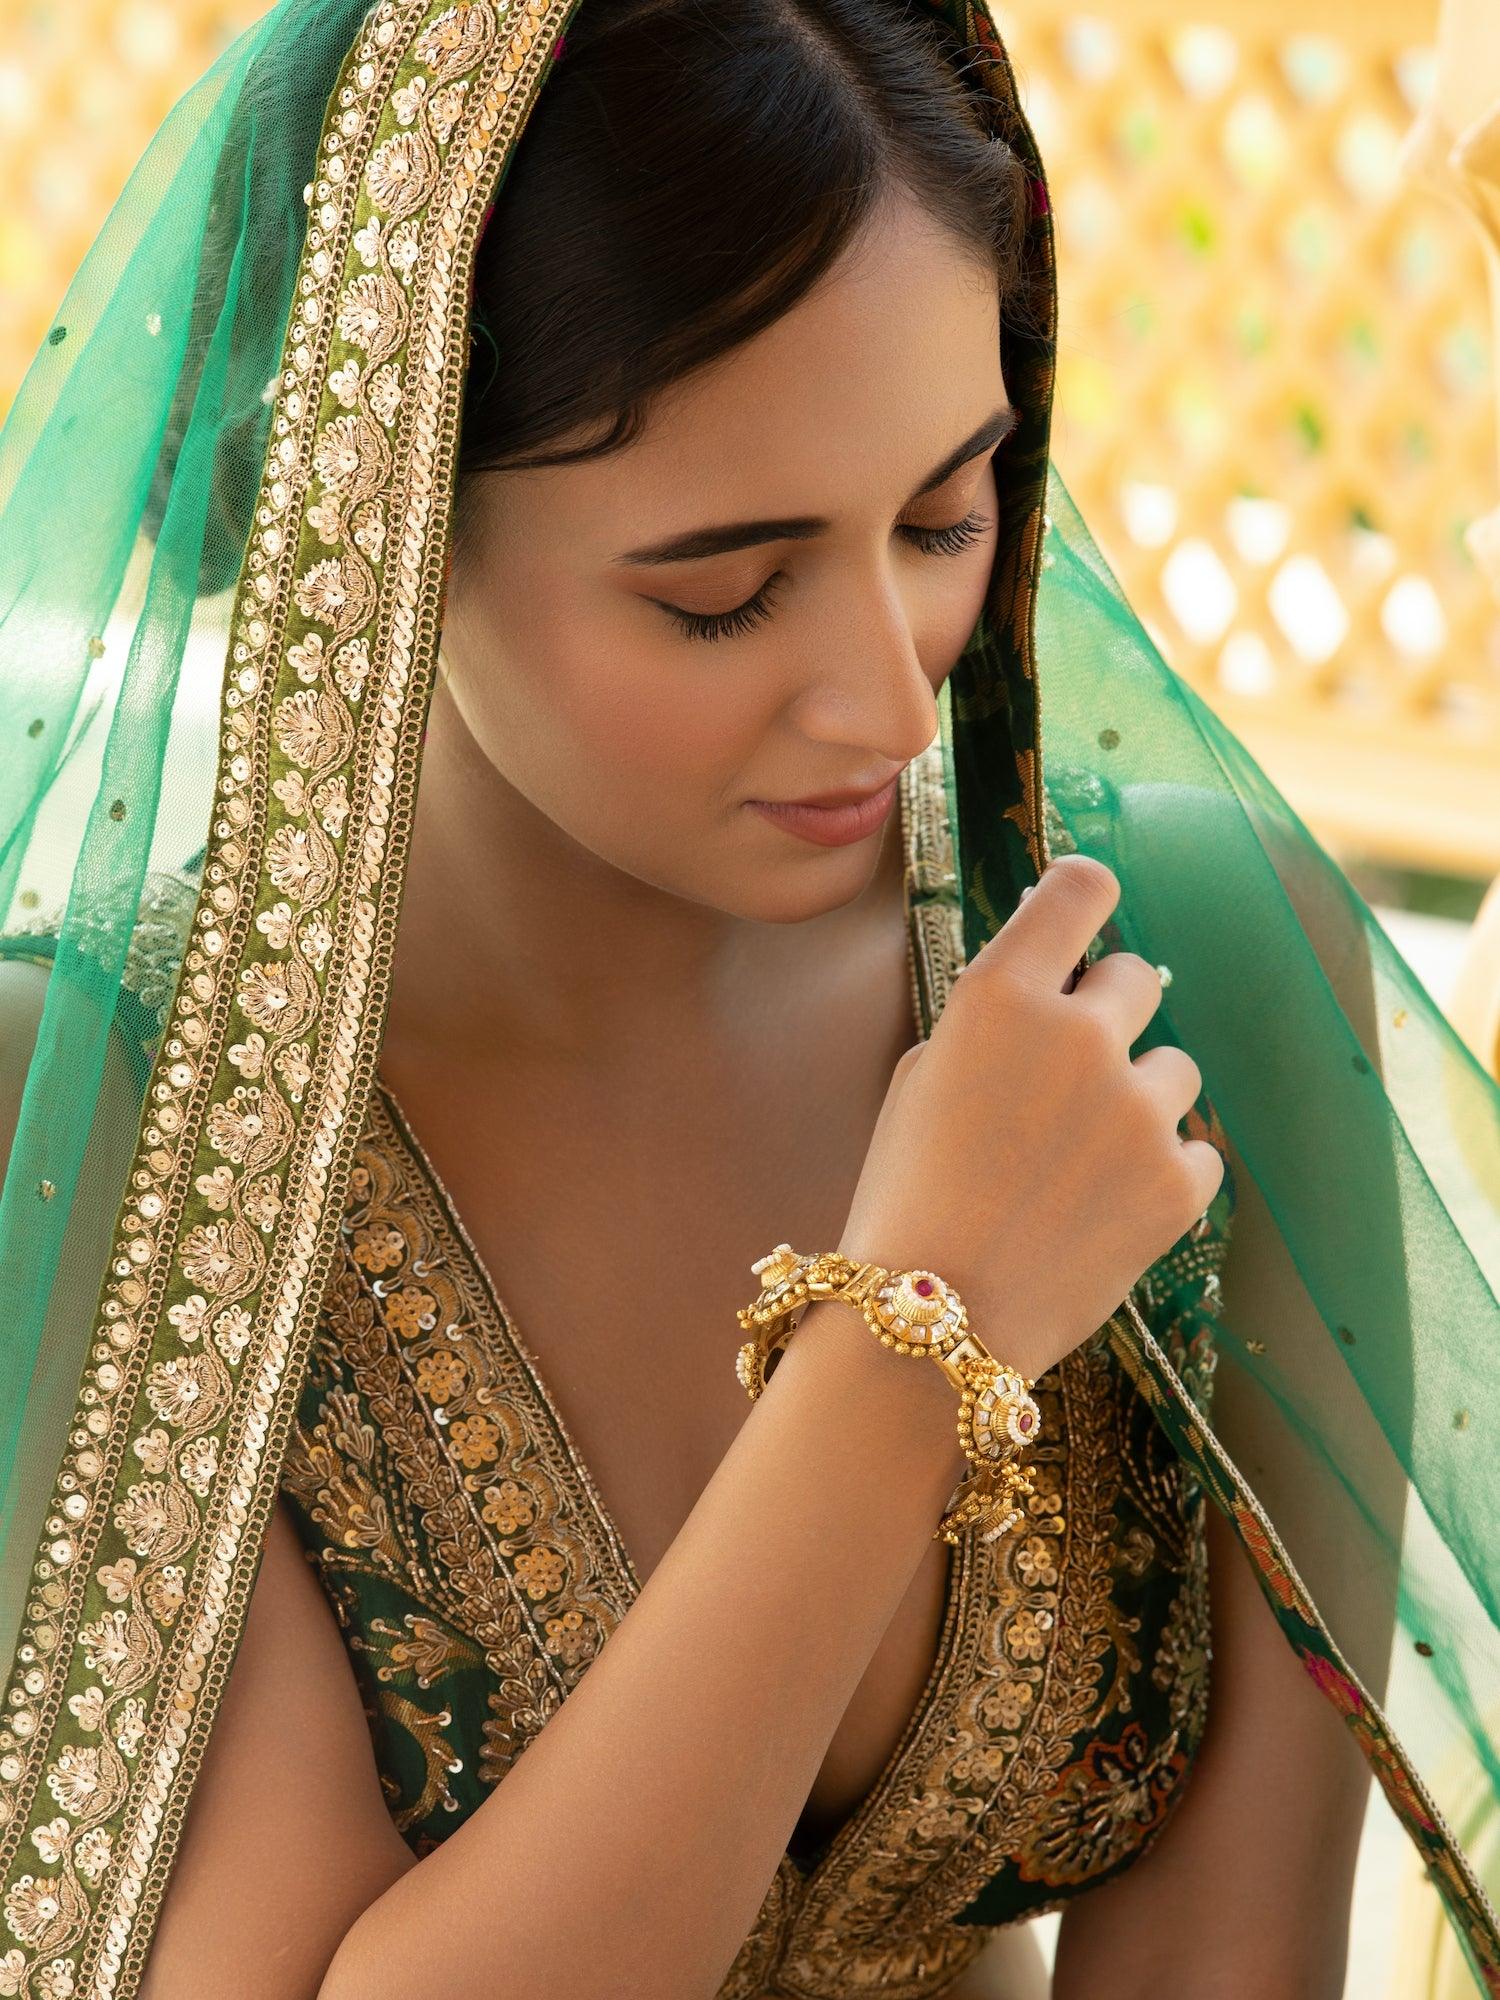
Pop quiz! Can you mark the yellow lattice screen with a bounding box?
[3,0,1497,871]
[996,0,1500,873]
[0,3,265,392]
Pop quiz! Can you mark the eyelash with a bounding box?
[663,508,994,644]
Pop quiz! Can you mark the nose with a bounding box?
[792,566,942,761]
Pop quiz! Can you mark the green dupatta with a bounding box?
[0,2,1496,1991]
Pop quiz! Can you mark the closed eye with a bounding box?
[660,508,994,644]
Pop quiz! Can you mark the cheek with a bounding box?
[462,585,768,816]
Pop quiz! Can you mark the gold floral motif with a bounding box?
[270,746,1222,2000]
[6,1,1470,1991]
[278,1081,634,1828]
[0,15,582,1990]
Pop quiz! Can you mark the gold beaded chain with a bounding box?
[734,1244,1042,1545]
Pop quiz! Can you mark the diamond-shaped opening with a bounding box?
[1119,481,1179,549]
[0,61,39,133]
[1162,538,1238,644]
[1229,296,1275,359]
[1165,378,1231,464]
[1346,520,1398,583]
[113,3,184,71]
[1226,496,1291,566]
[1279,34,1349,106]
[1167,26,1239,101]
[1018,73,1063,155]
[1334,111,1404,205]
[1221,92,1290,192]
[1381,575,1448,659]
[1393,47,1436,118]
[1217,631,1277,697]
[1374,416,1436,477]
[1060,16,1122,85]
[1270,555,1350,665]
[1057,350,1116,430]
[1434,321,1492,400]
[1111,92,1167,170]
[1115,290,1157,344]
[1062,174,1123,256]
[1389,221,1441,298]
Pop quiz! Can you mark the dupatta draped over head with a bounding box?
[0,2,1497,1992]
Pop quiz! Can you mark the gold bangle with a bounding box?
[734,1243,1041,1543]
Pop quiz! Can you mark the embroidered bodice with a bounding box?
[275,741,1234,1998]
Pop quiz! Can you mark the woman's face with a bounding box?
[441,184,1012,926]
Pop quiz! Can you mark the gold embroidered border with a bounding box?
[0,5,580,1994]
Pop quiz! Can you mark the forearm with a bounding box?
[317,1302,971,2000]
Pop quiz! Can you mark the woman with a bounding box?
[0,3,1496,1996]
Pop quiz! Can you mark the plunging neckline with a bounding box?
[365,744,973,1891]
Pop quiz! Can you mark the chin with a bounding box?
[717,850,886,927]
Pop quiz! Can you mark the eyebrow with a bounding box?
[612,406,1019,566]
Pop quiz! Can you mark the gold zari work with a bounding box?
[278,746,1227,1996]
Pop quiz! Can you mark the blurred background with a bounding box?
[2,0,1497,1993]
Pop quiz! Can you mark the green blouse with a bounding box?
[269,740,1235,1998]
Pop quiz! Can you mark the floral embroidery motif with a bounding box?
[0,8,588,1991]
[0,1,1490,1992]
[276,748,1235,1997]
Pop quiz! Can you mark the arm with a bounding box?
[1050,1132,1372,2000]
[0,958,972,2000]
[139,1495,421,1998]
[316,1305,970,2000]
[133,1299,973,2000]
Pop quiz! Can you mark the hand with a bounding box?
[840,853,1223,1381]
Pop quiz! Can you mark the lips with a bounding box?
[755,765,908,811]
[746,773,902,848]
[781,780,901,809]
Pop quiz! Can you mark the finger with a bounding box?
[1070,951,1166,1049]
[986,853,1120,995]
[1131,1042,1204,1126]
[1179,1135,1226,1212]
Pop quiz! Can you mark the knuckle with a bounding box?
[953,948,1024,1013]
[1136,1040,1199,1095]
[1173,1140,1220,1214]
[1115,950,1159,987]
[1070,1002,1118,1070]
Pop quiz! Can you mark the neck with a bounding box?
[382,676,911,1079]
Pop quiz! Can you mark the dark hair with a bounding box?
[453,0,1034,555]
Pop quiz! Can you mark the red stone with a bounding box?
[914,1277,933,1296]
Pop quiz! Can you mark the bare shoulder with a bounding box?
[0,951,51,1070]
[139,1495,415,1998]
[0,953,53,1174]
